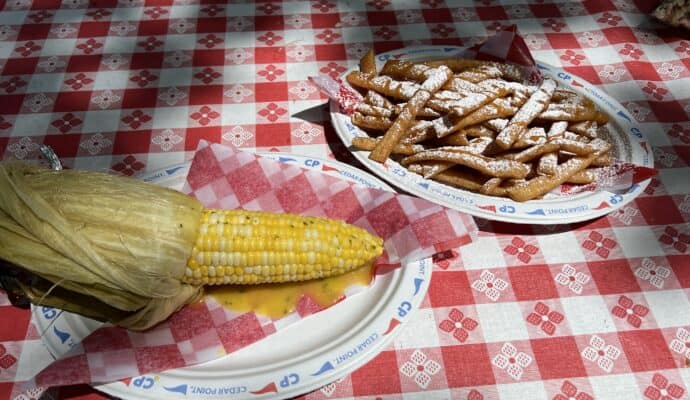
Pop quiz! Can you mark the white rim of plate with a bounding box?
[330,45,653,224]
[32,152,433,400]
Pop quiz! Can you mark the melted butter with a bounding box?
[206,263,374,319]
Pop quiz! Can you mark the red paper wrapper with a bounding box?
[17,142,477,392]
[312,25,657,200]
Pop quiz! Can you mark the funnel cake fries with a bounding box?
[346,50,613,202]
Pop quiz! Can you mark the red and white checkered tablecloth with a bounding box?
[1,0,689,399]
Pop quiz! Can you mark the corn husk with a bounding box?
[0,161,205,330]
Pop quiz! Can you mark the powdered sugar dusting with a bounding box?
[445,92,491,114]
[356,103,392,117]
[547,121,568,138]
[370,75,421,98]
[509,77,557,124]
[569,120,599,138]
[484,118,508,131]
[559,161,657,196]
[538,152,558,174]
[435,137,493,155]
[403,149,530,178]
[434,90,465,100]
[421,65,452,91]
[366,91,390,108]
[431,115,454,137]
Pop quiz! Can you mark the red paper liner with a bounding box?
[24,142,477,390]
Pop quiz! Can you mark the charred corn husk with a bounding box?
[0,161,384,330]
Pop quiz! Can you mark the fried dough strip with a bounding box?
[591,153,613,167]
[408,161,454,179]
[447,98,518,136]
[505,139,611,201]
[423,58,489,72]
[356,103,393,118]
[392,103,441,118]
[565,169,595,184]
[537,152,558,175]
[347,71,421,100]
[503,142,560,163]
[483,118,509,132]
[401,149,530,179]
[351,112,392,131]
[364,91,393,108]
[408,164,488,191]
[380,60,438,82]
[425,59,524,82]
[495,77,557,150]
[429,81,510,120]
[455,65,505,83]
[546,121,569,139]
[479,177,507,196]
[435,131,469,146]
[369,66,452,162]
[360,48,377,75]
[551,138,605,155]
[569,121,599,138]
[443,76,483,93]
[402,120,435,144]
[514,127,547,148]
[505,151,601,201]
[539,104,609,124]
[463,125,496,138]
[352,136,424,156]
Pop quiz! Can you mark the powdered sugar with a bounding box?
[509,77,557,124]
[537,152,558,174]
[547,121,568,138]
[444,76,481,93]
[421,65,452,91]
[356,103,392,117]
[365,91,390,108]
[444,92,492,114]
[484,118,509,132]
[569,120,599,138]
[431,115,455,137]
[370,75,421,98]
[435,137,493,155]
[402,148,530,178]
[434,90,465,100]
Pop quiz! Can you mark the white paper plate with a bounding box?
[32,152,433,400]
[330,45,653,224]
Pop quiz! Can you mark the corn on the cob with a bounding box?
[0,161,385,330]
[184,209,383,285]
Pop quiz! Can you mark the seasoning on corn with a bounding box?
[0,161,384,330]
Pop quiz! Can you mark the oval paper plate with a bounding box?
[330,45,653,225]
[32,153,433,400]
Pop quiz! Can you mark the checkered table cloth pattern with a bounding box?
[0,0,689,399]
